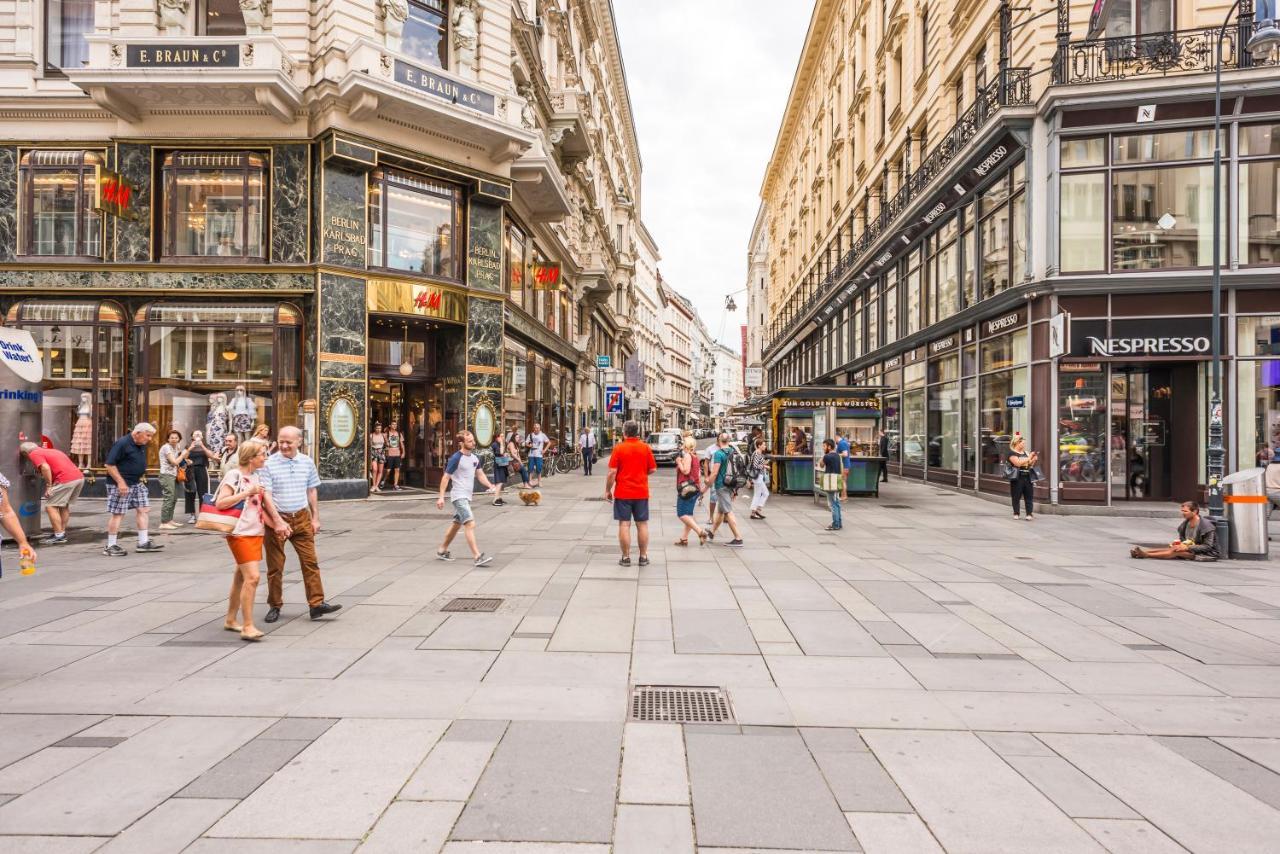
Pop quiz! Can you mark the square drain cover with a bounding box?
[441,597,503,613]
[631,685,733,724]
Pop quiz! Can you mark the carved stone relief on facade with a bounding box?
[157,0,190,33]
[452,0,480,79]
[378,0,409,53]
[239,0,272,35]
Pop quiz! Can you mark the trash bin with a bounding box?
[1223,467,1269,560]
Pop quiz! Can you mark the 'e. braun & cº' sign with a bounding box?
[126,44,239,67]
[393,60,496,115]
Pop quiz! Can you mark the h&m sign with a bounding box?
[1069,317,1213,358]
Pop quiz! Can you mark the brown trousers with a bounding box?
[265,507,326,608]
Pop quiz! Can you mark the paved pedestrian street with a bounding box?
[2,472,1279,853]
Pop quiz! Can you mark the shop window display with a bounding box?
[1237,316,1280,469]
[134,303,301,469]
[979,367,1028,476]
[1058,366,1107,483]
[369,169,463,279]
[5,300,125,469]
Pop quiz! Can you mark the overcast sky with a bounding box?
[613,0,812,352]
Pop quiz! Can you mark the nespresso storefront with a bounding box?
[866,288,1280,507]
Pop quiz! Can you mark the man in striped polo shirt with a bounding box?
[261,426,342,623]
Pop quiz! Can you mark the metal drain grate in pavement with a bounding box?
[630,685,733,724]
[882,504,912,509]
[441,597,503,613]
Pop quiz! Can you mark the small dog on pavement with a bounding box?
[518,489,542,506]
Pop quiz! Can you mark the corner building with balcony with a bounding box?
[756,0,1280,509]
[0,0,642,496]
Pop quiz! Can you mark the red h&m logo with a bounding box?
[533,264,560,287]
[414,290,442,310]
[94,167,137,219]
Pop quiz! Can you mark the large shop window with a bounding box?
[1060,129,1226,273]
[163,152,266,260]
[1239,124,1280,266]
[5,300,125,469]
[18,150,103,259]
[405,0,449,69]
[1058,364,1107,483]
[979,329,1028,476]
[134,304,302,468]
[927,354,960,471]
[1237,316,1280,469]
[929,218,959,325]
[901,363,926,467]
[45,0,92,72]
[978,163,1025,299]
[369,170,463,279]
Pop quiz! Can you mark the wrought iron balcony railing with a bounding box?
[763,67,1031,354]
[1054,20,1278,85]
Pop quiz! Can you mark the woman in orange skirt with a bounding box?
[215,438,286,641]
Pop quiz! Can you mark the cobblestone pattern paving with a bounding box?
[1,469,1279,852]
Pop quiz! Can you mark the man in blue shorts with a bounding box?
[605,420,656,567]
[436,430,498,567]
[526,423,550,487]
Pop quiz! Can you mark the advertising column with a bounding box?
[0,328,45,539]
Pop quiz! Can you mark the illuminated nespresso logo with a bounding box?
[1087,336,1210,357]
[987,313,1020,335]
[873,250,893,267]
[883,356,901,368]
[922,201,947,225]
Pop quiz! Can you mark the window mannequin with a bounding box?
[228,384,258,444]
[71,392,93,470]
[206,392,230,468]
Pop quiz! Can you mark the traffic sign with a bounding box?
[606,385,624,414]
[596,354,612,369]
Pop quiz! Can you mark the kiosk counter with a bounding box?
[763,387,887,497]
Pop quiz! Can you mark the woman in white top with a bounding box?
[216,438,286,641]
[158,430,190,529]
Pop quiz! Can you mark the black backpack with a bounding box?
[722,446,750,490]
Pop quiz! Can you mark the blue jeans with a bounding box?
[827,490,842,529]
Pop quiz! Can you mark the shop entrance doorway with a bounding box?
[1109,367,1175,501]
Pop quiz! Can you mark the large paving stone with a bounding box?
[685,727,858,851]
[453,721,622,843]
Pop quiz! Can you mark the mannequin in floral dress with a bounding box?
[228,385,257,444]
[206,392,230,469]
[70,392,93,470]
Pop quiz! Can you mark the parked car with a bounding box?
[646,432,682,465]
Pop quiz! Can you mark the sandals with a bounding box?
[240,627,265,641]
[697,530,708,546]
[223,621,243,632]
[1130,547,1145,559]
[674,539,688,546]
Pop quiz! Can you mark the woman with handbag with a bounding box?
[182,430,211,524]
[158,430,190,530]
[1005,433,1039,520]
[213,438,287,641]
[505,429,530,490]
[490,434,511,506]
[748,437,770,520]
[674,435,708,545]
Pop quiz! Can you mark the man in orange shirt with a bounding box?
[605,420,657,567]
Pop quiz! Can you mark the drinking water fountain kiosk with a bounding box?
[0,327,45,543]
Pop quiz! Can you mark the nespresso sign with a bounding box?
[1069,318,1214,358]
[126,44,239,67]
[393,60,496,115]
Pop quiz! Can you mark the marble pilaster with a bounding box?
[0,147,16,263]
[113,144,152,263]
[466,294,504,438]
[316,272,368,487]
[317,376,366,494]
[466,199,503,292]
[271,144,310,264]
[0,269,313,292]
[319,162,367,269]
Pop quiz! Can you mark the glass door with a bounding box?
[1109,367,1173,500]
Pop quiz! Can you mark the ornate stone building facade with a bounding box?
[756,0,1280,508]
[0,0,642,495]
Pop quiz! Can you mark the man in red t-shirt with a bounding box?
[605,420,657,567]
[21,442,85,545]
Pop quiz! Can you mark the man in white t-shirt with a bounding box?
[578,426,596,476]
[435,430,497,567]
[525,423,550,487]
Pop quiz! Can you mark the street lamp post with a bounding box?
[1210,3,1280,553]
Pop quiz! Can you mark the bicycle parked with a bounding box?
[555,446,582,474]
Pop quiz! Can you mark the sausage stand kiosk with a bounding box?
[762,387,887,496]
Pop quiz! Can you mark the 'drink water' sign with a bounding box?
[0,328,43,384]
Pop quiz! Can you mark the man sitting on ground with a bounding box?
[1131,500,1221,561]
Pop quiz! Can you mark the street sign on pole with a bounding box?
[605,385,624,414]
[596,354,612,369]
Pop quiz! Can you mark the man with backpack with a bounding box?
[707,432,745,546]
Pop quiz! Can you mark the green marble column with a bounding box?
[465,198,505,438]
